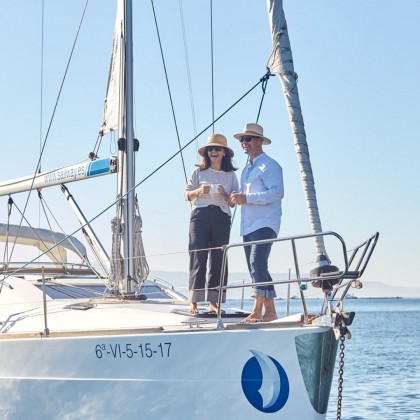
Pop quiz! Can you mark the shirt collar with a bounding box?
[248,152,265,166]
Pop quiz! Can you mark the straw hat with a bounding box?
[198,134,234,157]
[233,123,271,145]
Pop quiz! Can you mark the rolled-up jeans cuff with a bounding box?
[251,288,277,299]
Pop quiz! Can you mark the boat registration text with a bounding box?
[95,342,172,359]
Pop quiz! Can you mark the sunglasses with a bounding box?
[207,146,224,152]
[239,136,259,143]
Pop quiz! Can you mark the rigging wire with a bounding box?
[38,192,101,277]
[90,133,103,160]
[0,199,13,294]
[2,194,101,282]
[37,193,67,264]
[150,0,188,183]
[1,199,13,268]
[6,0,90,266]
[6,199,62,265]
[210,0,214,133]
[38,0,45,230]
[178,0,198,142]
[136,76,267,187]
[0,76,267,285]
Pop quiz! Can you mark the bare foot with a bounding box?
[262,298,278,322]
[241,296,264,323]
[262,314,278,322]
[241,311,263,323]
[208,302,224,313]
[189,303,198,314]
[208,302,217,312]
[241,317,263,323]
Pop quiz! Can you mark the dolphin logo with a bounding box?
[241,350,289,413]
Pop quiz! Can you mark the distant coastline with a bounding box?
[149,270,420,299]
[276,296,406,300]
[355,296,403,299]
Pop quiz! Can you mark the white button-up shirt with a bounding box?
[240,152,284,236]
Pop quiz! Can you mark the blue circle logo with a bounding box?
[241,350,289,413]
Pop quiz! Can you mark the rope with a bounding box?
[102,213,150,294]
[109,217,123,292]
[133,214,150,284]
[256,72,273,124]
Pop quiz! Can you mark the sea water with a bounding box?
[326,298,420,420]
[228,298,420,419]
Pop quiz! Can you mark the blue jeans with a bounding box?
[243,227,277,299]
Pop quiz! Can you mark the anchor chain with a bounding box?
[336,326,346,420]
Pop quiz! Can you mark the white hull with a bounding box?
[0,275,337,419]
[0,321,333,419]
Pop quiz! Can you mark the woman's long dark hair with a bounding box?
[196,147,237,172]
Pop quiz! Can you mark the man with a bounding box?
[230,123,284,322]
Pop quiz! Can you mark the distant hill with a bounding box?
[347,281,420,298]
[149,270,420,299]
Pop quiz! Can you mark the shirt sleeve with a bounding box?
[184,168,199,200]
[232,172,240,193]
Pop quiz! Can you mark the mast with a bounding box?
[119,0,135,292]
[104,0,149,295]
[266,0,330,265]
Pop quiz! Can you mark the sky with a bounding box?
[0,0,419,292]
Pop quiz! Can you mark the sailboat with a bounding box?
[0,1,379,418]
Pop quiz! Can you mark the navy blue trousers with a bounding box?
[188,206,230,303]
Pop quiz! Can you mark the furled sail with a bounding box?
[266,0,327,259]
[100,0,124,134]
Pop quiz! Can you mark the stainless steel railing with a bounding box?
[215,231,379,329]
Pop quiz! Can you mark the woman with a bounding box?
[185,134,239,314]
